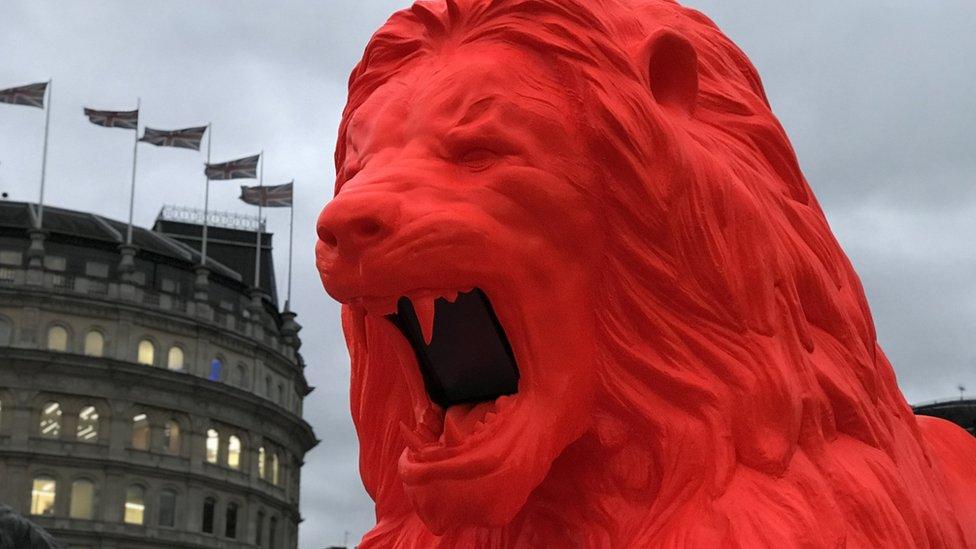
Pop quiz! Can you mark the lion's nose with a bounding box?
[317,193,400,256]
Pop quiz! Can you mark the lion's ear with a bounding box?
[640,29,699,116]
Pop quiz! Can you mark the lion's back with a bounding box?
[917,415,976,546]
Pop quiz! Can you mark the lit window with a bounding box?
[271,453,280,485]
[201,497,215,534]
[258,447,266,480]
[205,429,219,464]
[227,435,241,469]
[166,346,184,370]
[131,414,149,450]
[158,489,177,527]
[83,330,104,357]
[208,358,222,381]
[137,339,155,366]
[225,502,239,539]
[47,326,68,352]
[124,485,145,525]
[69,479,94,519]
[163,420,180,455]
[30,476,57,516]
[76,406,99,442]
[39,401,62,438]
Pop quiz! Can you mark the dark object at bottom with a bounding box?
[0,506,62,549]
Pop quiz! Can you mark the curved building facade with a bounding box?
[0,201,317,548]
[914,399,976,436]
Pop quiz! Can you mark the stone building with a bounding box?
[0,201,317,548]
[914,399,976,436]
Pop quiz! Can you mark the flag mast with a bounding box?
[201,123,212,265]
[286,180,294,311]
[253,151,264,289]
[37,79,52,229]
[125,98,141,245]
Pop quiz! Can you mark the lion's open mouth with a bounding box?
[384,288,520,450]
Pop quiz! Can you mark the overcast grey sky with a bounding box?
[1,1,974,547]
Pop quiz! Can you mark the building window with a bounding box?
[163,420,180,455]
[269,516,278,548]
[0,315,12,345]
[255,510,265,545]
[236,364,247,387]
[76,405,99,442]
[265,376,272,397]
[0,250,22,266]
[137,339,155,366]
[225,502,239,539]
[83,330,104,357]
[46,326,68,352]
[227,435,241,470]
[271,453,280,485]
[39,401,62,438]
[208,358,223,381]
[43,255,66,271]
[166,346,184,370]
[30,476,57,516]
[201,497,215,534]
[158,489,177,527]
[160,278,180,293]
[124,485,145,525]
[69,479,94,519]
[277,383,284,404]
[258,447,266,480]
[205,429,219,464]
[131,414,150,450]
[84,261,109,278]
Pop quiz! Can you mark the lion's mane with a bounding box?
[336,0,975,546]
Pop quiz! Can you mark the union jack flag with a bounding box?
[240,182,293,207]
[84,107,138,129]
[140,126,208,151]
[205,154,260,180]
[0,82,48,108]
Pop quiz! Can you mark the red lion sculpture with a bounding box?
[316,0,976,546]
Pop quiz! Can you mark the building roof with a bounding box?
[0,200,242,282]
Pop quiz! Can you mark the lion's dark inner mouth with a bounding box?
[386,289,519,409]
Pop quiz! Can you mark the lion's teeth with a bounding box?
[496,395,515,412]
[441,290,459,304]
[413,296,436,345]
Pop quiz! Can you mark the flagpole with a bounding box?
[254,151,264,289]
[286,181,294,310]
[37,79,52,229]
[125,98,141,245]
[201,123,212,265]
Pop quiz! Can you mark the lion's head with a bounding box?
[317,0,970,546]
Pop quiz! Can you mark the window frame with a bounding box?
[69,478,96,520]
[46,325,70,352]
